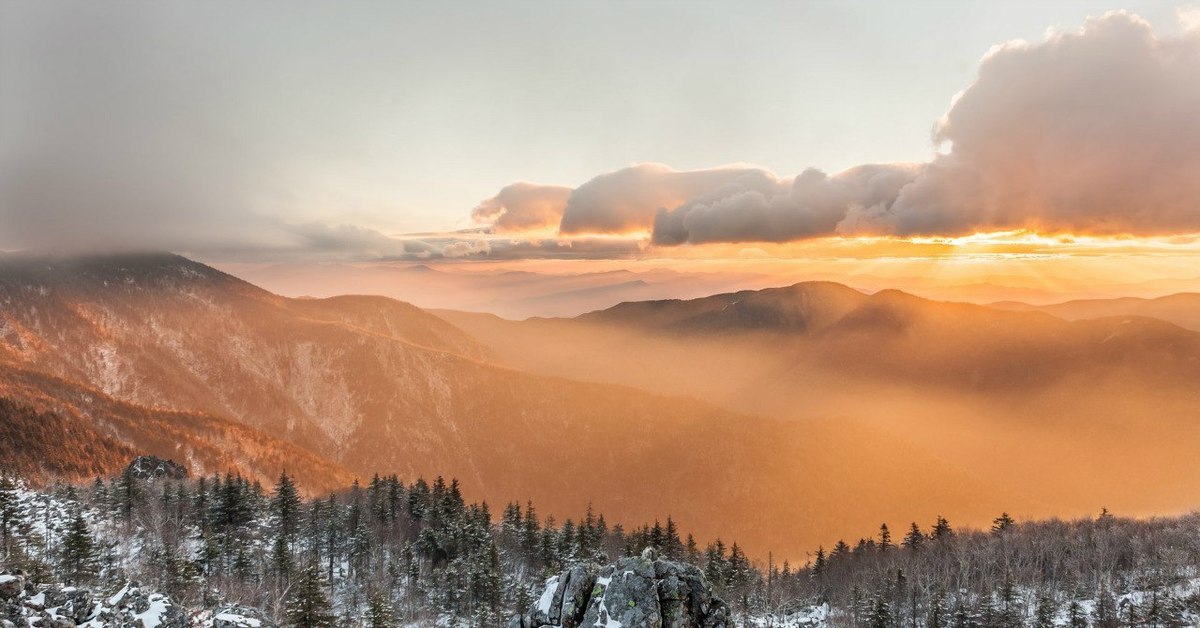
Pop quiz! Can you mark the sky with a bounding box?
[3,1,1200,273]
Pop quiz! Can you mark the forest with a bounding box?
[2,464,1200,628]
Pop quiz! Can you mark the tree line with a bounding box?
[4,469,1200,628]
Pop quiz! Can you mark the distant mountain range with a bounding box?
[5,252,1200,559]
[991,292,1200,332]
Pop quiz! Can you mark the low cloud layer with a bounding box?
[475,11,1200,246]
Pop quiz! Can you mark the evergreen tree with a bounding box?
[879,524,893,551]
[1094,585,1119,628]
[927,587,949,628]
[365,589,395,628]
[0,476,20,554]
[902,523,923,551]
[931,516,953,540]
[868,593,892,628]
[991,513,1015,535]
[285,561,337,628]
[60,506,96,583]
[1033,590,1056,628]
[1067,598,1089,628]
[272,472,303,543]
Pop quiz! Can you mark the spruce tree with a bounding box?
[365,589,395,628]
[991,513,1015,535]
[1032,590,1056,628]
[902,523,924,551]
[60,506,96,583]
[879,524,893,551]
[285,561,337,628]
[272,472,303,543]
[0,476,19,554]
[931,516,953,540]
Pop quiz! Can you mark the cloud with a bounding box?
[876,11,1200,238]
[653,164,920,244]
[476,12,1200,247]
[558,164,769,234]
[471,182,572,233]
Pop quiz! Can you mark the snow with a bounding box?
[108,582,130,606]
[215,612,263,627]
[0,575,16,584]
[536,575,560,614]
[133,593,170,628]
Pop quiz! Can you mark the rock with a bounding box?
[59,589,94,625]
[581,555,661,628]
[558,563,599,628]
[531,574,560,627]
[213,604,276,628]
[124,456,188,481]
[0,575,23,600]
[41,587,93,625]
[528,556,729,628]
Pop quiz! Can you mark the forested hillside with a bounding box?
[3,466,1200,627]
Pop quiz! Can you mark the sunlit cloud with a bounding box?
[471,11,1200,255]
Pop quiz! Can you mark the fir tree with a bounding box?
[927,587,949,628]
[272,472,303,543]
[60,506,96,583]
[991,513,1015,535]
[902,523,924,551]
[365,589,395,628]
[868,593,892,628]
[0,476,19,554]
[931,516,953,540]
[1033,590,1056,628]
[285,561,337,628]
[879,524,893,551]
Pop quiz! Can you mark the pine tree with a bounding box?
[272,472,303,543]
[868,593,892,628]
[997,572,1022,628]
[0,476,20,554]
[931,516,953,540]
[991,513,1015,535]
[60,506,96,583]
[927,587,949,628]
[902,523,923,551]
[1094,585,1119,628]
[365,589,395,628]
[1033,590,1056,628]
[285,561,337,628]
[879,524,893,551]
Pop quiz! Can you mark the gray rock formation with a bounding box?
[521,549,729,628]
[124,456,189,481]
[213,604,277,628]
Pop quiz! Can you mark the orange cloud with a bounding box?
[472,12,1200,249]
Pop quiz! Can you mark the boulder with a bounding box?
[0,575,22,600]
[212,604,276,628]
[124,456,188,481]
[526,550,728,628]
[42,587,93,625]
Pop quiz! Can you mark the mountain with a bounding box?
[447,282,1200,395]
[0,253,1002,558]
[438,282,1200,543]
[0,363,354,491]
[990,292,1200,332]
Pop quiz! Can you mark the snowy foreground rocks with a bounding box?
[0,572,274,628]
[521,549,730,628]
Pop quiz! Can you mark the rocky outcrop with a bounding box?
[212,604,277,628]
[124,455,188,481]
[520,550,729,628]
